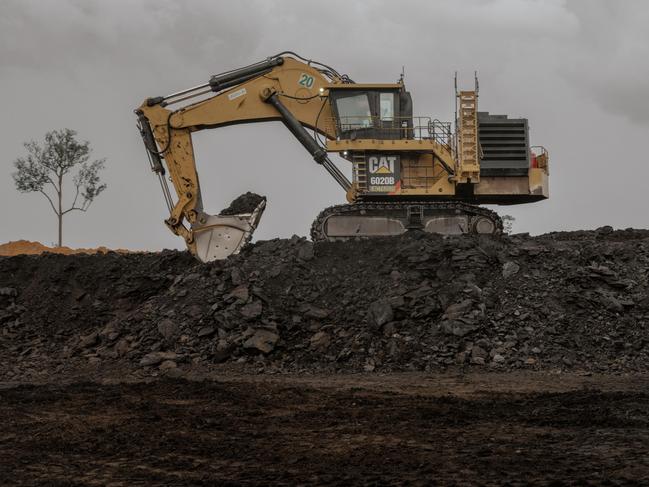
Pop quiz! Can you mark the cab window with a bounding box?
[380,93,394,121]
[335,94,372,129]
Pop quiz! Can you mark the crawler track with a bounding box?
[311,201,503,242]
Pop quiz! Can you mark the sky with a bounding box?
[1,0,648,250]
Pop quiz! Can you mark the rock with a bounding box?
[386,339,401,359]
[163,367,184,379]
[303,305,331,319]
[455,351,468,364]
[309,331,331,351]
[442,320,478,337]
[382,322,397,336]
[471,356,486,365]
[476,338,492,350]
[187,305,203,320]
[182,273,201,284]
[99,323,120,342]
[140,351,178,367]
[212,340,234,363]
[443,299,474,320]
[493,354,506,364]
[197,326,216,338]
[229,285,249,302]
[363,360,376,372]
[157,319,178,341]
[464,284,482,299]
[502,261,520,278]
[471,346,488,360]
[240,300,262,319]
[598,293,624,313]
[0,287,17,297]
[0,311,14,324]
[159,360,177,371]
[368,300,394,328]
[114,339,131,356]
[243,329,279,354]
[297,242,314,261]
[230,268,244,286]
[79,332,98,349]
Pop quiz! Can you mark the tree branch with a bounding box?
[38,190,59,216]
[61,177,84,215]
[70,182,80,211]
[45,175,60,196]
[62,206,88,215]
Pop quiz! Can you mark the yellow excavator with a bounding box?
[135,51,548,262]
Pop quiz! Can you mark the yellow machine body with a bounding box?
[135,52,549,261]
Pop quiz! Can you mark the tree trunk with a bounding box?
[57,174,63,247]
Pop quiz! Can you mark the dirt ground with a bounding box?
[1,371,648,486]
[0,240,131,256]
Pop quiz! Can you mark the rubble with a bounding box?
[2,228,649,378]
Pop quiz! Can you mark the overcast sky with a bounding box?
[1,0,648,250]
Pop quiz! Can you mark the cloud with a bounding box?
[0,0,265,76]
[562,0,649,124]
[1,0,648,250]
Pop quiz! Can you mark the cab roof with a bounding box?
[327,83,402,90]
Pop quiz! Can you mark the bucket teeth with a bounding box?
[192,198,266,262]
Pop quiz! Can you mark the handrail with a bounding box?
[324,116,455,153]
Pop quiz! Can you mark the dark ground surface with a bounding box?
[1,372,648,486]
[2,229,649,484]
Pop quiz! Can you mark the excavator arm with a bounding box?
[135,54,350,261]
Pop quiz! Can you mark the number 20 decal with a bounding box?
[298,73,315,88]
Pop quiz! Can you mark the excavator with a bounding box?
[135,51,549,262]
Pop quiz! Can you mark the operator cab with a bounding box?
[328,84,413,140]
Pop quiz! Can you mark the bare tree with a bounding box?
[12,129,107,247]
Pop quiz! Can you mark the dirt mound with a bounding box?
[1,227,649,380]
[0,240,130,257]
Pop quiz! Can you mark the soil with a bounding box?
[1,372,648,486]
[0,240,130,257]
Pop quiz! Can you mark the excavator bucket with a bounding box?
[192,195,266,262]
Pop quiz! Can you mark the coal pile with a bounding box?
[2,227,649,379]
[218,192,265,215]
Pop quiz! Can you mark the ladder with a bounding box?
[457,90,481,183]
[352,152,368,191]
